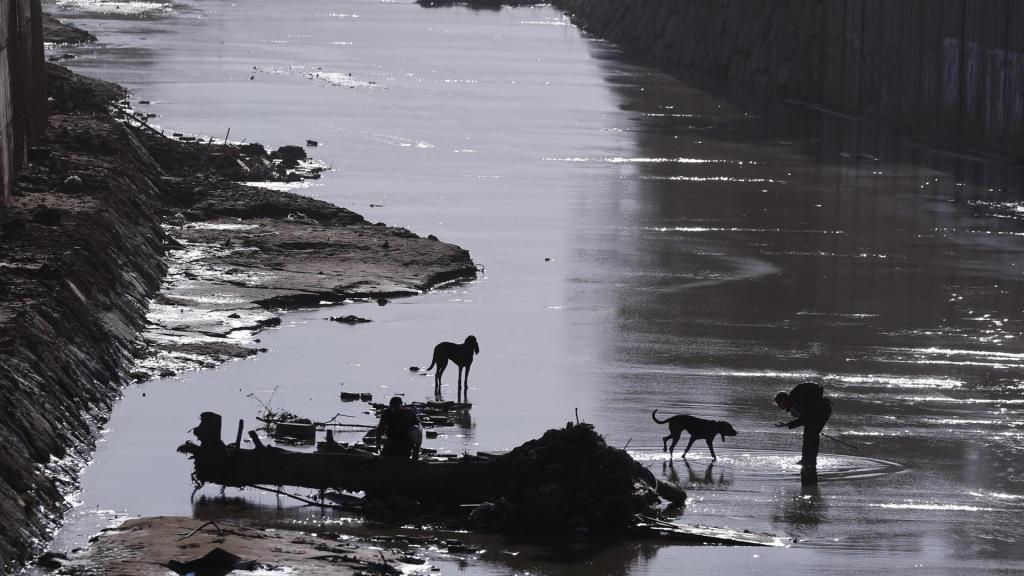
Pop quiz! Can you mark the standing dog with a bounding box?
[652,410,737,461]
[427,335,479,396]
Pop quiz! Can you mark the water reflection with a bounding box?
[662,460,732,489]
[578,33,1024,572]
[778,482,827,528]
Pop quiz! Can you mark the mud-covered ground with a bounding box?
[44,516,427,576]
[127,117,476,379]
[0,29,475,571]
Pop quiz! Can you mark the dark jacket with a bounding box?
[378,406,419,445]
[785,382,829,429]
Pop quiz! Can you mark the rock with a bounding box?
[257,317,282,329]
[34,551,67,570]
[326,315,372,324]
[238,142,268,158]
[408,366,420,371]
[271,145,307,163]
[62,175,83,191]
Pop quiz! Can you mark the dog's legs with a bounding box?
[662,434,673,453]
[463,363,471,392]
[705,438,717,461]
[683,436,698,459]
[434,358,449,395]
[668,434,681,459]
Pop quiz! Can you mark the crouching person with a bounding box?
[376,396,422,461]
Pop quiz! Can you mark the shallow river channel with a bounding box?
[41,0,1024,574]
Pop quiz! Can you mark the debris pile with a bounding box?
[476,422,678,538]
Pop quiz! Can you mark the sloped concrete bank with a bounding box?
[554,0,1024,161]
[0,62,475,573]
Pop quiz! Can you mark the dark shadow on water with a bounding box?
[584,40,1024,183]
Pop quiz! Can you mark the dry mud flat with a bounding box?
[0,59,475,572]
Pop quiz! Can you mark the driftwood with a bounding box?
[179,412,685,538]
[631,515,785,547]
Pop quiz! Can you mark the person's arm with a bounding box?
[777,405,807,428]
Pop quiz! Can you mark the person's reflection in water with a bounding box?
[779,480,827,527]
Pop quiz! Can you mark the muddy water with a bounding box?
[43,0,1024,574]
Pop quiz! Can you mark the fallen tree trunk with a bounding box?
[186,443,514,504]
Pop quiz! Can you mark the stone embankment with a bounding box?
[555,0,1024,161]
[0,61,475,573]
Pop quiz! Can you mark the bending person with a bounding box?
[774,381,832,469]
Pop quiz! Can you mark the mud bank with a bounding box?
[47,516,423,576]
[0,58,475,573]
[130,123,476,378]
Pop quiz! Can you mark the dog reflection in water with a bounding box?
[662,460,732,488]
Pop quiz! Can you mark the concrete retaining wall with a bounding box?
[0,0,47,212]
[558,0,1024,161]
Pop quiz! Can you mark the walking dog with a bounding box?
[652,410,737,460]
[427,335,479,395]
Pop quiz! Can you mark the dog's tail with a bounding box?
[426,357,436,372]
[651,410,670,424]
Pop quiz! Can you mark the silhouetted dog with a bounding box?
[427,335,479,395]
[652,410,737,461]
